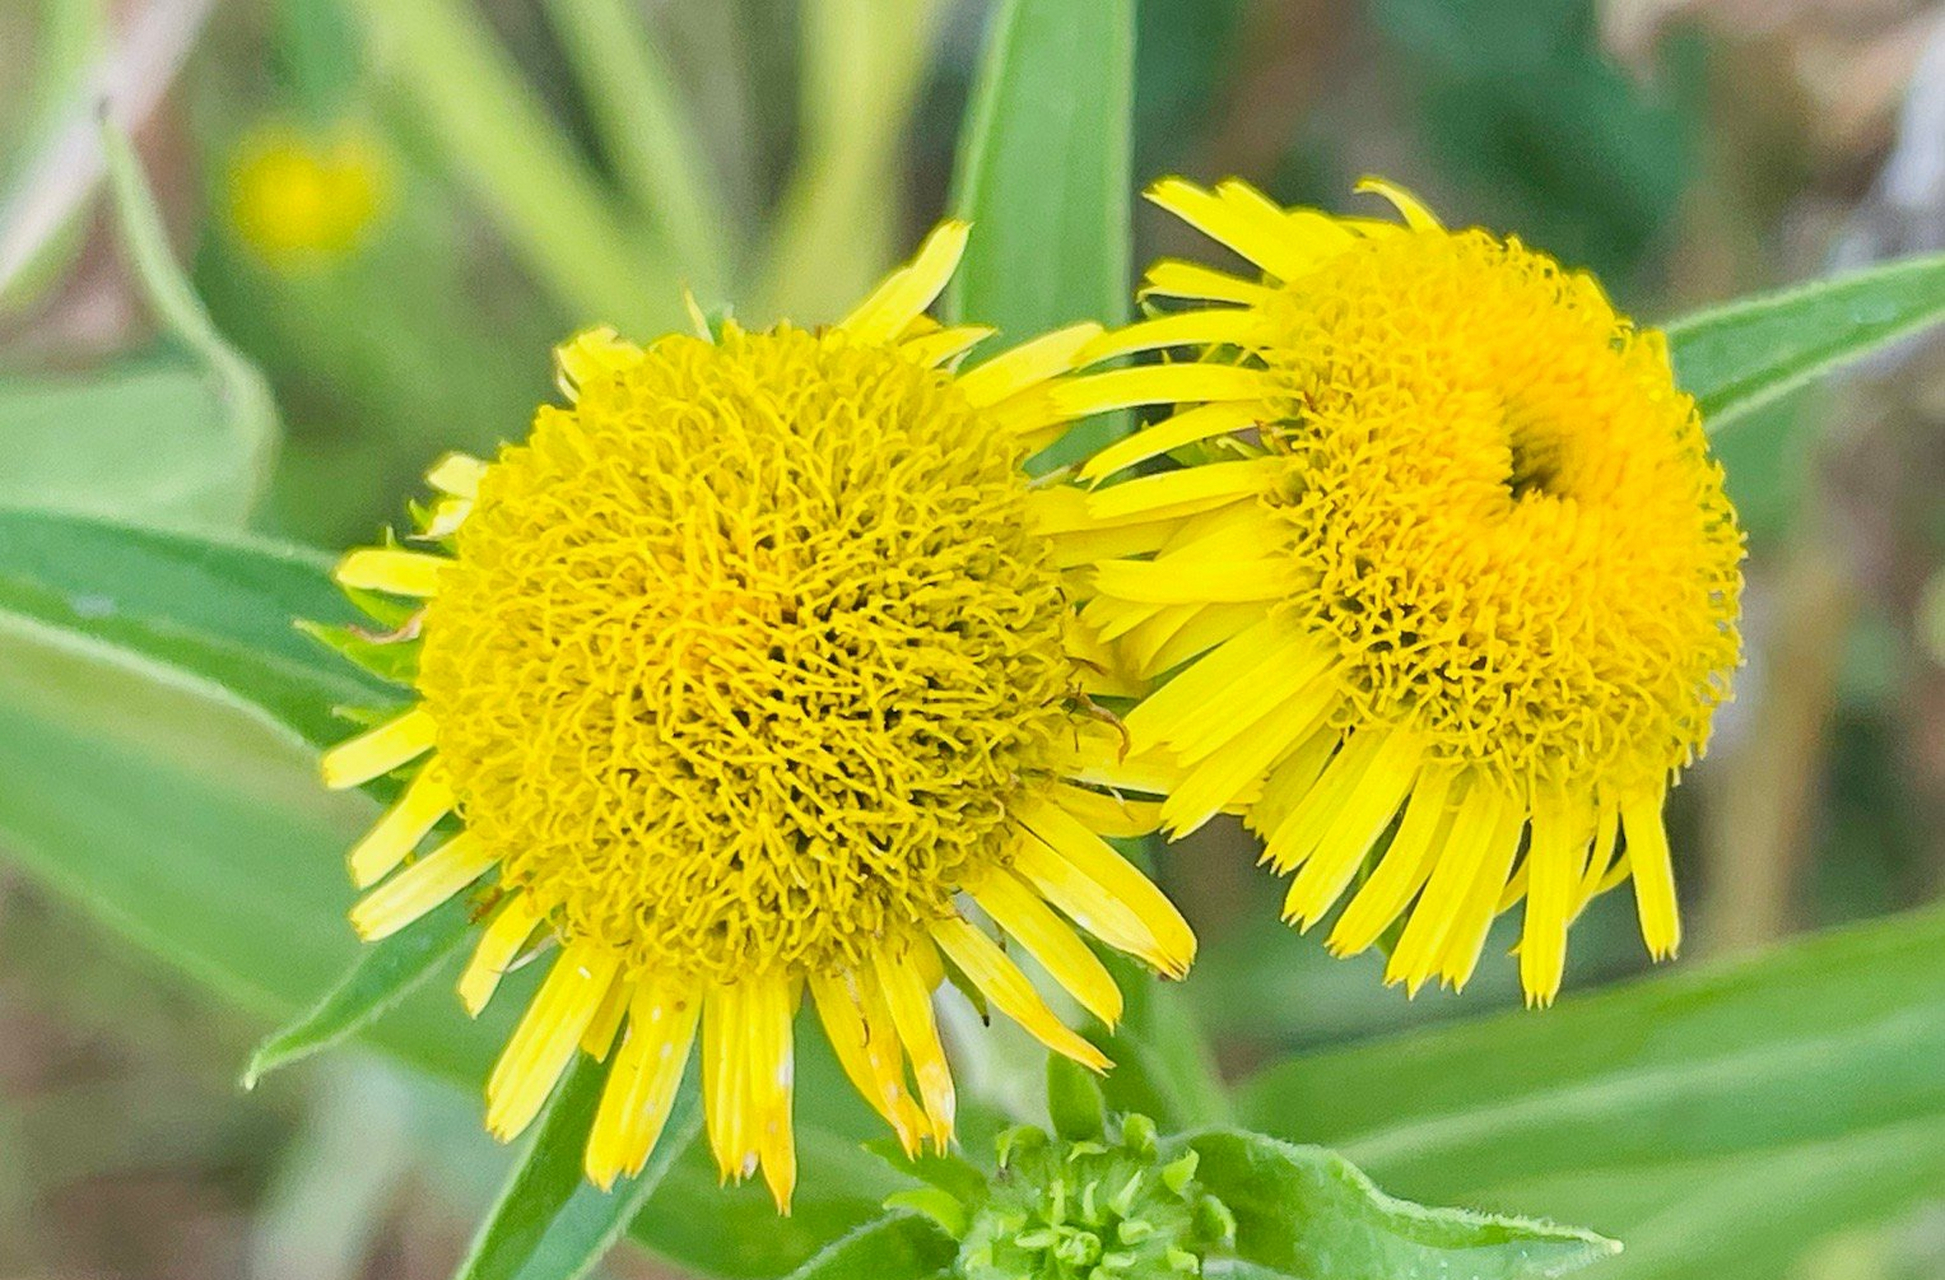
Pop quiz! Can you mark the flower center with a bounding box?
[415,328,1076,981]
[1257,229,1743,791]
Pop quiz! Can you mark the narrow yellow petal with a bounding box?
[586,976,700,1189]
[1087,457,1285,523]
[932,916,1110,1071]
[1092,555,1296,606]
[425,451,487,498]
[702,983,751,1182]
[349,831,493,941]
[1354,175,1443,231]
[745,974,798,1212]
[485,943,620,1141]
[347,763,454,888]
[1623,786,1681,960]
[1080,402,1264,484]
[1384,776,1504,993]
[459,892,542,1016]
[957,322,1105,408]
[809,969,923,1155]
[580,974,634,1060]
[1045,364,1282,422]
[1161,680,1337,837]
[418,495,472,539]
[1051,783,1162,840]
[1139,259,1278,306]
[1051,722,1184,797]
[1281,741,1426,928]
[319,707,438,790]
[1328,766,1458,956]
[901,323,994,368]
[554,326,645,399]
[871,943,955,1148]
[1160,643,1334,766]
[1246,726,1343,841]
[972,866,1122,1026]
[1122,616,1294,750]
[1520,782,1583,1007]
[838,220,970,344]
[1130,602,1265,680]
[1076,310,1268,367]
[1572,800,1623,920]
[1434,801,1528,991]
[335,548,449,598]
[1014,797,1195,977]
[1263,728,1419,873]
[1145,177,1315,279]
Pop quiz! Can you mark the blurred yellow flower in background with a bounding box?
[1053,177,1743,1007]
[317,224,1194,1209]
[227,124,387,269]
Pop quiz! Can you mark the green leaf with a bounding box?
[1236,901,1945,1280]
[458,1056,701,1280]
[0,508,393,746]
[1188,1130,1617,1280]
[777,1212,956,1280]
[1665,250,1945,433]
[1096,947,1232,1133]
[947,0,1134,471]
[1045,1053,1108,1143]
[0,362,262,527]
[948,0,1133,340]
[243,891,477,1088]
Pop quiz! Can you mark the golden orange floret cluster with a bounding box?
[1255,226,1744,796]
[418,325,1078,984]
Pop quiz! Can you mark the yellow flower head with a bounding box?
[317,224,1194,1209]
[1051,178,1743,1006]
[228,124,387,269]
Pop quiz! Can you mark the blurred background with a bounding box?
[2,0,1944,1276]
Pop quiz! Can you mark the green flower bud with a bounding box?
[955,1114,1234,1280]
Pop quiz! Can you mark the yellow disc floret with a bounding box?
[1049,178,1743,1006]
[417,326,1074,983]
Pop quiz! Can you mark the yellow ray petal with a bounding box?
[871,943,955,1148]
[1280,739,1427,927]
[1572,799,1623,920]
[901,323,994,368]
[808,969,923,1155]
[1520,781,1584,1007]
[1354,175,1442,231]
[1245,726,1343,841]
[586,976,701,1188]
[580,974,634,1060]
[1327,766,1458,957]
[1130,602,1265,680]
[971,867,1122,1026]
[1125,617,1308,752]
[745,974,798,1212]
[932,916,1110,1071]
[1092,555,1296,606]
[459,892,542,1016]
[701,982,753,1182]
[1014,797,1195,977]
[1145,177,1315,279]
[347,763,454,888]
[1139,259,1278,306]
[1080,402,1265,484]
[1434,801,1528,991]
[485,942,620,1141]
[554,326,645,399]
[425,451,487,498]
[1263,728,1420,873]
[838,220,970,344]
[1161,642,1335,767]
[956,322,1105,408]
[335,547,449,597]
[1623,786,1681,960]
[1044,364,1282,423]
[319,707,438,790]
[1087,457,1286,523]
[1076,310,1269,367]
[1161,679,1338,837]
[349,831,493,941]
[1051,783,1162,840]
[1051,722,1184,797]
[1384,776,1504,993]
